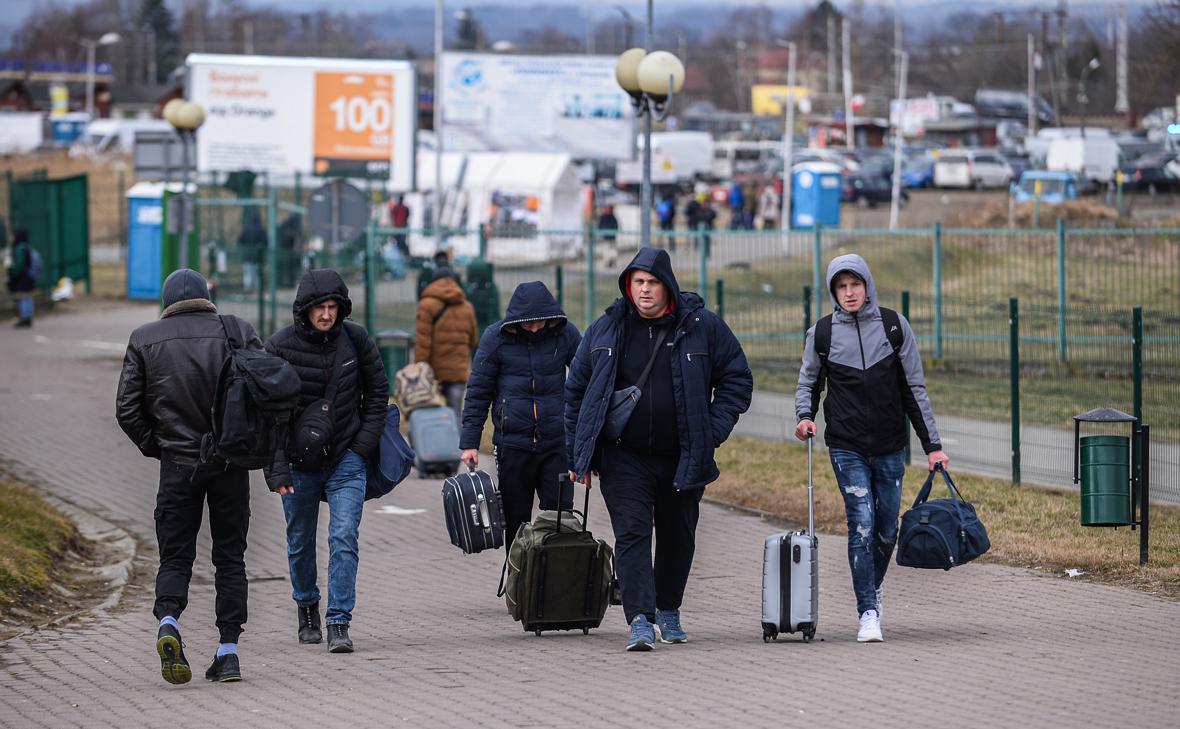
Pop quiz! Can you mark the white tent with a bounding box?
[408,151,584,262]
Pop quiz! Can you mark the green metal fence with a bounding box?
[194,199,1178,502]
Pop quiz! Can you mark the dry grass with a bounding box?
[0,480,80,605]
[709,436,1180,600]
[950,199,1121,228]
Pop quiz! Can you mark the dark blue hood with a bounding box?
[161,268,210,307]
[501,281,566,328]
[617,246,683,316]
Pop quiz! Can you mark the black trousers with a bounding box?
[154,460,251,644]
[496,446,574,542]
[597,444,703,624]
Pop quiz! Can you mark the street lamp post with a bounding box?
[774,40,796,233]
[81,32,121,119]
[163,99,206,269]
[1077,57,1100,139]
[889,49,909,231]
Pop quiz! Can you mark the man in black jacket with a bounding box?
[565,247,753,651]
[264,269,387,654]
[116,268,258,685]
[459,281,581,540]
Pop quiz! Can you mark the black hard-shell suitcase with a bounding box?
[762,435,819,642]
[442,466,506,554]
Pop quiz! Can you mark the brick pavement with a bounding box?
[0,303,1177,729]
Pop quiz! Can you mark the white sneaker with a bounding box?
[857,609,883,642]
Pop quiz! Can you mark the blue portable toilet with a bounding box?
[791,162,842,229]
[126,182,200,300]
[50,113,90,146]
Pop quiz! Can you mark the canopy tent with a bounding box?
[408,151,583,263]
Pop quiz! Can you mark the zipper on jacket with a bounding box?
[530,342,538,449]
[852,311,871,450]
[648,325,654,454]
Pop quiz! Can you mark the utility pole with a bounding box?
[434,0,445,240]
[890,51,908,231]
[827,14,837,96]
[1115,5,1129,116]
[1027,33,1037,134]
[842,17,854,150]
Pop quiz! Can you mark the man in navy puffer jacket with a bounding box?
[565,247,752,651]
[460,281,581,540]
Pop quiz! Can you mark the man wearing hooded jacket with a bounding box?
[117,269,260,684]
[460,281,581,541]
[794,253,949,643]
[565,247,753,651]
[264,269,388,653]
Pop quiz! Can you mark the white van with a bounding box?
[1046,137,1121,184]
[638,131,714,182]
[82,118,174,152]
[710,140,780,180]
[933,149,1014,189]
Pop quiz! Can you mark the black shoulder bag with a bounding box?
[289,334,351,471]
[602,327,669,441]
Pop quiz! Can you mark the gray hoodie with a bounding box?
[794,254,941,456]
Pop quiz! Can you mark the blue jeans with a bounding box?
[15,295,33,321]
[829,448,905,616]
[283,450,366,625]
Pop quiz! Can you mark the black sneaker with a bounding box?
[327,624,354,653]
[298,603,322,644]
[156,624,192,685]
[205,653,242,682]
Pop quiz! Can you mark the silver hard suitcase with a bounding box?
[762,435,819,642]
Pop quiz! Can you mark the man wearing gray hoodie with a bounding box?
[794,254,949,643]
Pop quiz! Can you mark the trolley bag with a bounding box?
[408,406,460,477]
[762,434,819,643]
[896,465,990,570]
[501,475,614,636]
[441,466,505,554]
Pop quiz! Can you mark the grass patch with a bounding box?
[0,480,80,605]
[709,436,1180,600]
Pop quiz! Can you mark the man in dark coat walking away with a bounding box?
[264,269,388,654]
[460,281,581,540]
[6,227,37,327]
[116,268,260,684]
[565,247,753,651]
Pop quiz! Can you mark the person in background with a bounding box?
[6,228,36,327]
[416,268,479,422]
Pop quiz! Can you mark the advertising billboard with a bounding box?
[440,53,634,160]
[187,54,416,190]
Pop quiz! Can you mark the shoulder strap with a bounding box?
[879,307,903,357]
[432,302,451,326]
[218,315,245,351]
[633,327,670,392]
[814,314,833,361]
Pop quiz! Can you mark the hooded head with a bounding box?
[618,247,682,320]
[825,253,879,318]
[293,268,353,338]
[501,281,566,335]
[431,266,455,282]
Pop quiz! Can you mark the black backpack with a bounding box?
[200,316,302,470]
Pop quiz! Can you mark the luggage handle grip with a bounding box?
[475,492,492,529]
[556,473,591,533]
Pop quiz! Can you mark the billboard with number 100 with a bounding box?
[188,54,416,190]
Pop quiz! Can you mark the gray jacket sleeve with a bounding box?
[897,316,942,453]
[794,325,823,422]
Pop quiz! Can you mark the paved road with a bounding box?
[1,303,1177,728]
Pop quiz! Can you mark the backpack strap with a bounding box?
[218,315,246,351]
[879,307,904,358]
[432,302,451,326]
[813,314,833,362]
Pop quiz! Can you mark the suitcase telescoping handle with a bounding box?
[555,473,590,533]
[807,434,815,538]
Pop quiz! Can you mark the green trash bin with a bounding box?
[1078,434,1132,527]
[375,328,413,395]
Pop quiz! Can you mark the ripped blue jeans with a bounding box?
[829,448,905,616]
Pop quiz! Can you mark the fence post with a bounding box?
[1056,218,1066,363]
[698,223,708,306]
[364,220,377,333]
[902,290,912,465]
[266,188,278,339]
[294,170,302,208]
[1132,306,1142,425]
[933,221,943,359]
[1010,297,1021,486]
[117,167,126,265]
[478,224,488,260]
[555,265,564,311]
[715,278,725,319]
[812,224,823,319]
[803,285,812,334]
[585,224,596,330]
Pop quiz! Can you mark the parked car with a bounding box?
[1011,171,1078,204]
[1120,150,1178,192]
[901,154,935,188]
[933,149,1014,189]
[842,173,908,208]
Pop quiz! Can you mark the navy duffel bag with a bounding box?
[896,466,990,570]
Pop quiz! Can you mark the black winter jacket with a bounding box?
[565,247,754,490]
[263,269,388,488]
[460,281,581,453]
[116,269,260,465]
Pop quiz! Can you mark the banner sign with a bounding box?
[188,54,416,189]
[440,53,633,160]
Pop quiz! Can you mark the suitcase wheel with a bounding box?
[534,629,542,637]
[762,627,777,643]
[582,627,589,636]
[803,628,816,643]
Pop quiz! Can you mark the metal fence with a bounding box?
[194,200,1178,502]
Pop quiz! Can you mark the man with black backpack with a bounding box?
[794,253,949,643]
[264,269,388,654]
[116,268,273,685]
[6,228,39,327]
